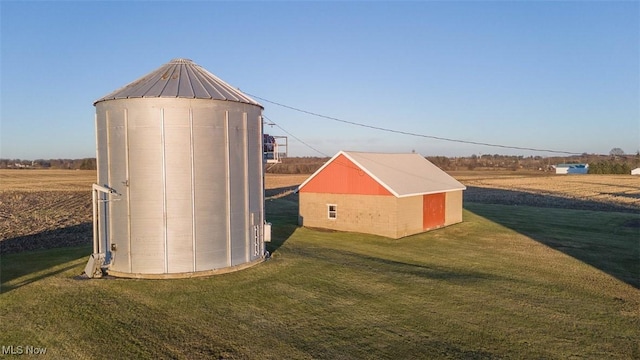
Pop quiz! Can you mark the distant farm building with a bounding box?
[554,163,589,174]
[297,151,466,239]
[632,168,640,175]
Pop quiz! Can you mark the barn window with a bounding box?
[327,204,337,219]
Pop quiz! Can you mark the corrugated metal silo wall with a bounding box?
[95,98,264,275]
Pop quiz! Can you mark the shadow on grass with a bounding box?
[265,190,299,254]
[464,186,640,288]
[1,245,90,293]
[298,245,504,284]
[0,223,92,293]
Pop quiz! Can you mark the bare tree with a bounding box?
[610,148,625,156]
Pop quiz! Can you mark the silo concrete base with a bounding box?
[105,257,266,279]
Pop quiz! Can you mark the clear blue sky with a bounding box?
[1,1,638,159]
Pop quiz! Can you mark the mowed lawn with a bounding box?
[1,193,638,359]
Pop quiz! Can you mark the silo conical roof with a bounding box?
[94,58,262,107]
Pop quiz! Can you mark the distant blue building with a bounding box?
[554,163,589,174]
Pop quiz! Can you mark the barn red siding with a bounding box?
[300,154,392,196]
[423,193,445,230]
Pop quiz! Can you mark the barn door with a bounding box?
[423,193,445,230]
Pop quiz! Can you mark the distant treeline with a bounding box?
[268,154,640,174]
[0,158,96,170]
[427,153,640,173]
[266,157,329,174]
[588,161,634,174]
[2,153,638,174]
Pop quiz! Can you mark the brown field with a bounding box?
[1,169,638,253]
[452,171,640,212]
[265,174,309,189]
[0,170,95,252]
[0,169,96,191]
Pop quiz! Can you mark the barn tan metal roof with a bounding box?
[299,151,466,197]
[94,58,262,107]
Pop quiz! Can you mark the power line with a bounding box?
[263,115,330,157]
[264,115,388,175]
[249,92,581,155]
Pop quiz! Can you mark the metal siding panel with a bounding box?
[160,66,180,97]
[95,106,109,262]
[247,110,263,260]
[228,110,248,266]
[177,65,196,98]
[117,67,165,99]
[185,66,212,99]
[106,109,131,272]
[95,108,109,186]
[163,107,194,273]
[193,107,228,270]
[144,73,171,97]
[195,69,227,100]
[128,104,165,273]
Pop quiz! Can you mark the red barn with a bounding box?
[298,151,466,239]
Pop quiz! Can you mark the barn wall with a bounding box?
[299,193,398,238]
[444,190,463,226]
[298,193,447,239]
[395,196,423,238]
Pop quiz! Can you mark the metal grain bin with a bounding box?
[89,59,266,278]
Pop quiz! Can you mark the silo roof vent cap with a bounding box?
[169,58,193,64]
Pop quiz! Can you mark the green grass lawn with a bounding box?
[1,196,638,359]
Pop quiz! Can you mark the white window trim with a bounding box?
[327,204,337,220]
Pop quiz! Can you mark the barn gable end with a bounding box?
[299,154,392,196]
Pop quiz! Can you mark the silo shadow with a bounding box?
[0,223,92,293]
[265,187,300,253]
